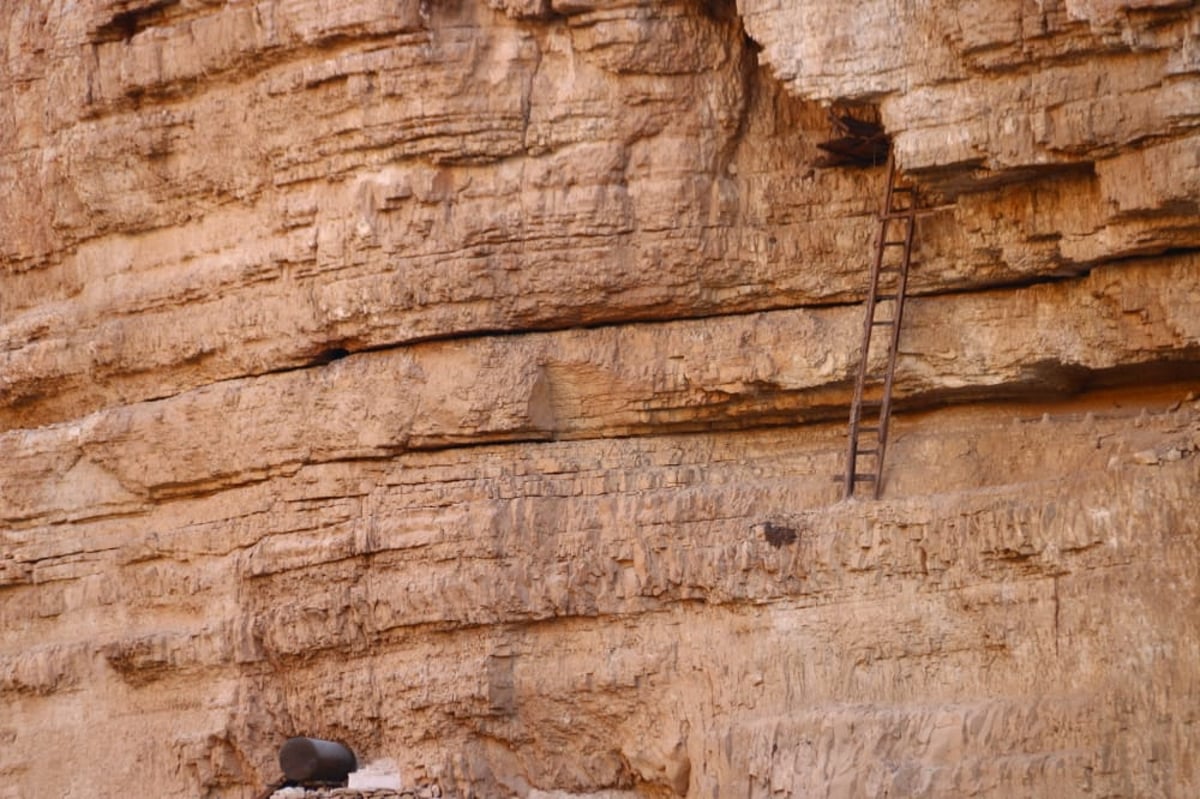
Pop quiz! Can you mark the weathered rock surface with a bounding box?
[3,391,1199,798]
[1,1,1198,798]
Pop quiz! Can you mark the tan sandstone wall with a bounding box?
[1,1,1198,797]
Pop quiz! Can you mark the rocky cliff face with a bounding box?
[1,1,1198,797]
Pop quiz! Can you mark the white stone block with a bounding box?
[348,759,403,791]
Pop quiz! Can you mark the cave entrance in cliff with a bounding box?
[815,102,890,168]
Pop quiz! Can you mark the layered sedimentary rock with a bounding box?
[1,1,1198,798]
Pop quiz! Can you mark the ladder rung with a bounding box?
[882,240,907,247]
[882,211,916,219]
[852,473,877,482]
[871,319,895,326]
[858,425,880,434]
[856,448,879,456]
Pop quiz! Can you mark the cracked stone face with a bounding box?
[1,1,1198,798]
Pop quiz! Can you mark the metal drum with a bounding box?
[278,737,357,783]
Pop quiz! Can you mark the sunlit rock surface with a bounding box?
[1,1,1197,797]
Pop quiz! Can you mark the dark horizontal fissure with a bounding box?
[99,247,1194,423]
[92,0,180,43]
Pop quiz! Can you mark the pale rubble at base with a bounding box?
[270,787,443,799]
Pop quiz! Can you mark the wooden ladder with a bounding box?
[842,152,918,499]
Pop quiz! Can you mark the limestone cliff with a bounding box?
[1,1,1198,797]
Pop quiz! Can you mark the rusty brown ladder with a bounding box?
[842,152,918,499]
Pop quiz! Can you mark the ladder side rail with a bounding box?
[843,230,887,497]
[872,207,917,497]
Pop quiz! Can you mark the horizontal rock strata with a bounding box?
[3,3,1198,431]
[0,254,1198,534]
[2,386,1198,796]
[1,1,1198,798]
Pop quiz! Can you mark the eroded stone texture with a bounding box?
[1,1,1198,798]
[3,392,1199,798]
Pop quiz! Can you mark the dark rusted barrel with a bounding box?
[278,737,357,783]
